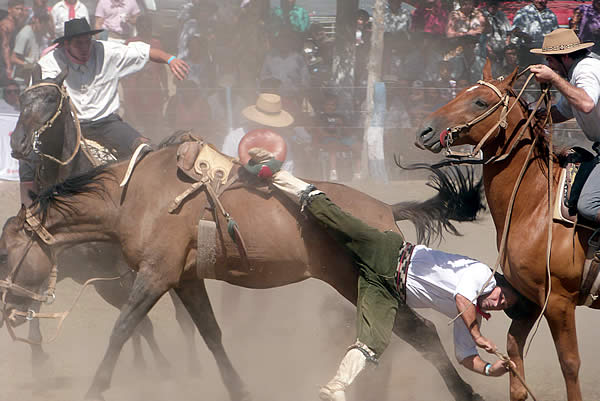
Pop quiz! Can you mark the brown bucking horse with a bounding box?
[9,70,198,374]
[0,141,487,401]
[416,60,598,401]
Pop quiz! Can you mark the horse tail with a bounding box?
[391,163,485,246]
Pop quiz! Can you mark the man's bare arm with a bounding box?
[456,294,497,354]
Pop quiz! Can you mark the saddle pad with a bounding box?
[554,167,596,230]
[82,138,117,164]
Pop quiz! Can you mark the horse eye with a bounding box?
[475,99,488,108]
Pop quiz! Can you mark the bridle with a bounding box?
[0,209,58,320]
[441,70,550,164]
[23,81,82,166]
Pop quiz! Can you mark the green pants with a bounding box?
[307,194,405,356]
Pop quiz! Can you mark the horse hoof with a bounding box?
[471,393,485,401]
[84,391,106,401]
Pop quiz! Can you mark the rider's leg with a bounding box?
[576,162,600,223]
[82,114,149,158]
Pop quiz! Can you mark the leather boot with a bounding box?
[319,348,367,401]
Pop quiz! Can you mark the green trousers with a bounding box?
[307,194,405,356]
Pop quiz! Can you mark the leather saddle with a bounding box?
[554,147,599,229]
[175,140,236,186]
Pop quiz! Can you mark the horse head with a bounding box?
[0,209,55,328]
[416,60,522,155]
[10,69,69,160]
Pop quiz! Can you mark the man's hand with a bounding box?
[474,335,497,354]
[530,64,558,84]
[169,58,190,81]
[488,359,516,377]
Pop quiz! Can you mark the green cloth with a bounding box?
[271,5,310,33]
[306,194,405,356]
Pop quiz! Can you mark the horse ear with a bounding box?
[505,66,519,87]
[31,64,42,84]
[482,58,493,81]
[55,67,69,86]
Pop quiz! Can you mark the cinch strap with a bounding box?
[395,242,415,303]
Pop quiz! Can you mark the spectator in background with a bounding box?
[483,0,511,71]
[500,44,539,104]
[384,0,411,34]
[260,29,309,119]
[411,0,448,81]
[12,12,52,82]
[383,0,411,76]
[177,2,217,62]
[0,0,27,81]
[51,0,89,38]
[312,92,361,181]
[0,79,20,113]
[270,0,309,34]
[26,0,52,35]
[573,0,600,56]
[446,0,487,83]
[121,14,168,142]
[94,0,140,43]
[512,0,558,64]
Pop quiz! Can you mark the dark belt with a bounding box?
[395,241,415,303]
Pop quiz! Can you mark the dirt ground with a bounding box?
[1,178,599,401]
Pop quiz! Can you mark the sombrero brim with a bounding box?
[53,29,104,44]
[242,105,294,128]
[530,42,594,55]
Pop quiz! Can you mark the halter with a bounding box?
[442,71,547,164]
[0,209,58,324]
[23,82,82,166]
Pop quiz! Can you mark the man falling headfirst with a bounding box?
[244,149,518,400]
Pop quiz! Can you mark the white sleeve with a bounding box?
[454,262,495,304]
[105,41,150,78]
[37,53,62,80]
[556,93,575,119]
[453,318,479,362]
[574,69,600,107]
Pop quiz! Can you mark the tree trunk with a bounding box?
[332,0,358,115]
[361,0,387,182]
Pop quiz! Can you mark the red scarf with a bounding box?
[66,0,76,19]
[476,304,491,320]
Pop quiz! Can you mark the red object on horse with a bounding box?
[238,129,287,165]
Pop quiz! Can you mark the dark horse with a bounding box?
[0,142,488,401]
[416,60,600,401]
[9,70,198,372]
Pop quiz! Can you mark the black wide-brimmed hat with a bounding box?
[53,18,103,44]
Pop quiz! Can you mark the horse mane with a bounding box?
[391,164,486,246]
[30,165,115,222]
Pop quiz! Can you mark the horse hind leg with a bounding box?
[28,301,50,378]
[174,280,251,401]
[392,304,484,401]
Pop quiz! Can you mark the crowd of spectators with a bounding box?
[0,0,597,181]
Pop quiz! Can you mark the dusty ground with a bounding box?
[0,177,599,401]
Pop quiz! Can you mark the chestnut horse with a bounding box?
[0,144,487,401]
[416,61,599,401]
[9,70,199,372]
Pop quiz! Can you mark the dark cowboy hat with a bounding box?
[53,18,103,44]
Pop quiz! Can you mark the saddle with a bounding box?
[170,139,253,277]
[553,147,598,229]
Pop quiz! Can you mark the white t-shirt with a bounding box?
[556,57,600,142]
[51,1,90,37]
[37,40,150,122]
[406,245,496,362]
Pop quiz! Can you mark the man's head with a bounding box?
[532,0,547,11]
[478,274,519,311]
[504,44,518,67]
[487,0,500,14]
[3,80,20,108]
[33,0,47,9]
[388,0,403,13]
[7,0,26,25]
[64,34,93,64]
[32,12,51,34]
[460,0,475,15]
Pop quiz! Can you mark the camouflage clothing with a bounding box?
[512,4,558,48]
[447,8,486,38]
[384,4,412,33]
[484,9,512,55]
[271,5,310,33]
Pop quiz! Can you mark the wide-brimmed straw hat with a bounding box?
[530,28,594,55]
[242,93,294,128]
[54,18,103,44]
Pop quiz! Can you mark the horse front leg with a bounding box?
[175,280,251,401]
[135,313,173,376]
[28,301,50,378]
[507,311,538,401]
[392,304,484,401]
[84,264,172,401]
[169,289,201,371]
[545,295,582,401]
